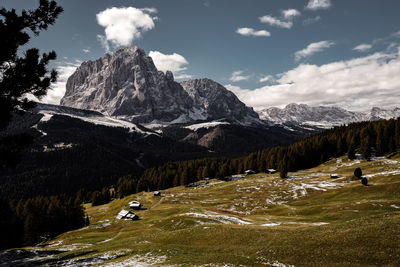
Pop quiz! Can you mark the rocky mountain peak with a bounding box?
[60,46,261,126]
[60,46,193,123]
[180,78,261,125]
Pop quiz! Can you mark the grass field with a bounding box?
[6,154,400,266]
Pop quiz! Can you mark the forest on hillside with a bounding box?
[117,118,400,195]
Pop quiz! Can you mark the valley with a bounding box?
[3,154,399,266]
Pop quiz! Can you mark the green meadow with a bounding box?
[17,154,400,266]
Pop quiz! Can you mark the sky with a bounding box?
[3,0,400,111]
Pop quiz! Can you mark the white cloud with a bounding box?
[353,44,372,52]
[149,51,191,79]
[295,41,334,61]
[139,7,158,14]
[282,9,301,20]
[96,7,156,49]
[39,61,81,104]
[225,84,251,97]
[259,75,273,83]
[227,46,400,112]
[259,15,293,29]
[305,0,332,10]
[229,70,251,82]
[258,8,300,30]
[82,49,90,53]
[303,16,321,25]
[236,27,271,37]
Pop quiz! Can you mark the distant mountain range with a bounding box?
[257,103,400,129]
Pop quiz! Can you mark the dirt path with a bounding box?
[149,197,164,210]
[141,196,164,216]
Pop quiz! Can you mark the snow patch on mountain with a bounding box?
[184,121,230,131]
[35,103,156,136]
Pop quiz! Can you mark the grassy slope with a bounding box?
[26,154,400,266]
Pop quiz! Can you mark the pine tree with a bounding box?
[360,128,372,160]
[279,156,288,178]
[0,0,63,130]
[347,138,356,160]
[202,165,209,179]
[180,169,189,186]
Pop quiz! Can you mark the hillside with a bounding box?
[0,106,211,200]
[0,103,304,200]
[3,153,400,266]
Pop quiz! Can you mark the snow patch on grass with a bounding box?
[337,160,361,167]
[261,222,281,227]
[56,243,93,251]
[363,170,400,178]
[102,252,167,266]
[182,212,253,225]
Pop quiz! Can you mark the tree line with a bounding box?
[0,195,87,250]
[116,118,400,194]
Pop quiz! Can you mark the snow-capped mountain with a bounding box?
[61,46,260,125]
[370,107,400,121]
[257,103,400,128]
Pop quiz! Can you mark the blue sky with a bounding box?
[3,0,400,111]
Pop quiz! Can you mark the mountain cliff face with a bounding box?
[60,46,260,125]
[180,78,260,125]
[61,46,194,123]
[258,103,400,128]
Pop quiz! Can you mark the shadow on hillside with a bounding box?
[0,249,97,266]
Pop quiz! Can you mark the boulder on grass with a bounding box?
[354,168,362,179]
[361,177,368,186]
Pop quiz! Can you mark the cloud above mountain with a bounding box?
[149,51,191,79]
[40,61,82,104]
[227,45,400,111]
[295,41,335,61]
[236,27,271,37]
[258,8,301,29]
[353,44,373,52]
[305,0,332,11]
[259,15,293,29]
[96,7,156,50]
[282,9,301,20]
[229,70,251,82]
